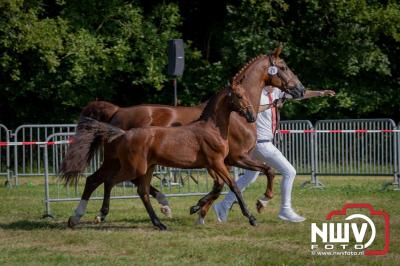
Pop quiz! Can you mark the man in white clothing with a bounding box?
[213,86,335,223]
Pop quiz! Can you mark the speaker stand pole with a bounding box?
[173,78,178,106]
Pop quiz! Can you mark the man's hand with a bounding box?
[321,90,335,97]
[273,98,285,108]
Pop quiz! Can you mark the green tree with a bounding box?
[1,0,399,126]
[219,0,400,120]
[0,0,181,127]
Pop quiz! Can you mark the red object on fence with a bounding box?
[0,130,398,146]
[277,129,399,134]
[0,140,71,146]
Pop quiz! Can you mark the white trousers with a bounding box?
[220,142,296,210]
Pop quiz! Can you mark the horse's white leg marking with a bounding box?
[196,214,205,225]
[74,199,88,218]
[156,192,169,206]
[156,192,172,218]
[68,200,88,227]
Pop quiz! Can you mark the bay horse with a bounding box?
[62,44,305,226]
[62,83,257,230]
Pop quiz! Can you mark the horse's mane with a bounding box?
[196,88,227,121]
[196,55,270,121]
[232,54,268,84]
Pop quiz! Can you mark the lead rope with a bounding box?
[267,91,277,144]
[275,104,281,145]
[275,96,287,145]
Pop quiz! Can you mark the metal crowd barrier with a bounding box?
[397,122,400,188]
[2,119,400,215]
[277,120,314,175]
[0,124,11,186]
[12,124,76,185]
[314,119,397,188]
[276,120,319,187]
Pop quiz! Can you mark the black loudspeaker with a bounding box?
[167,39,185,77]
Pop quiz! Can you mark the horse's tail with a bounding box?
[76,101,120,168]
[59,117,125,185]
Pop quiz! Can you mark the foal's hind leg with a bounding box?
[90,160,120,223]
[68,164,111,228]
[94,179,114,223]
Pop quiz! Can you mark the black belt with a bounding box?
[257,139,273,144]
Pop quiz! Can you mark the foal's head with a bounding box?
[229,83,256,123]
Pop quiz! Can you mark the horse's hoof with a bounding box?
[94,215,103,224]
[256,199,269,214]
[190,205,200,215]
[160,206,172,218]
[157,223,168,231]
[68,216,80,228]
[249,216,257,227]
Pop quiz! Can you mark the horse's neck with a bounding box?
[205,92,231,140]
[236,59,267,113]
[245,81,263,113]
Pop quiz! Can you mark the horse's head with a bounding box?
[229,83,256,123]
[232,44,305,101]
[264,44,305,99]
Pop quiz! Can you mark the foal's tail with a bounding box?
[78,101,120,163]
[59,117,125,185]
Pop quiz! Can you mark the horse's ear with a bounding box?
[273,42,283,58]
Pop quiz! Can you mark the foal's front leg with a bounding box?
[189,170,224,224]
[94,179,113,223]
[213,162,257,226]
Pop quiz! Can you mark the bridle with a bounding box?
[228,85,253,117]
[266,54,302,95]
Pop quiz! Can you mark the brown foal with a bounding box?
[61,83,257,230]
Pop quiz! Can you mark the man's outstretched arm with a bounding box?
[300,89,335,100]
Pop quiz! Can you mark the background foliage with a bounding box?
[0,0,399,127]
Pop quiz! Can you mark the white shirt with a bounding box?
[256,87,290,140]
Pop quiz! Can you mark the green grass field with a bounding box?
[0,175,399,266]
